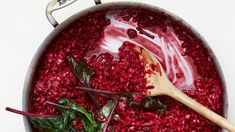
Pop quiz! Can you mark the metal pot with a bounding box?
[22,0,228,131]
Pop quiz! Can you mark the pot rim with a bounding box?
[22,1,228,131]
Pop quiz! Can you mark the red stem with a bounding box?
[76,87,119,96]
[76,87,144,98]
[5,107,56,118]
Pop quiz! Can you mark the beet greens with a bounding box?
[143,97,166,112]
[67,55,100,107]
[66,55,95,87]
[6,55,167,132]
[48,99,98,132]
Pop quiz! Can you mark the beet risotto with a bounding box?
[26,7,224,131]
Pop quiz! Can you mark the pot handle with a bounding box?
[46,0,102,27]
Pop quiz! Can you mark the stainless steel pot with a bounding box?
[22,0,228,131]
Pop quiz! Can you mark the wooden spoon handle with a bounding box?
[167,85,235,132]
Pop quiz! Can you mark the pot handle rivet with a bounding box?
[94,0,102,5]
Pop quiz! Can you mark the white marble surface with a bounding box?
[0,0,234,131]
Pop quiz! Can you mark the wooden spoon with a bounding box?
[134,46,235,132]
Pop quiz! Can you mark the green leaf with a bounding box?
[58,99,98,132]
[98,100,117,132]
[28,99,98,132]
[143,97,166,113]
[67,55,95,87]
[28,115,75,132]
